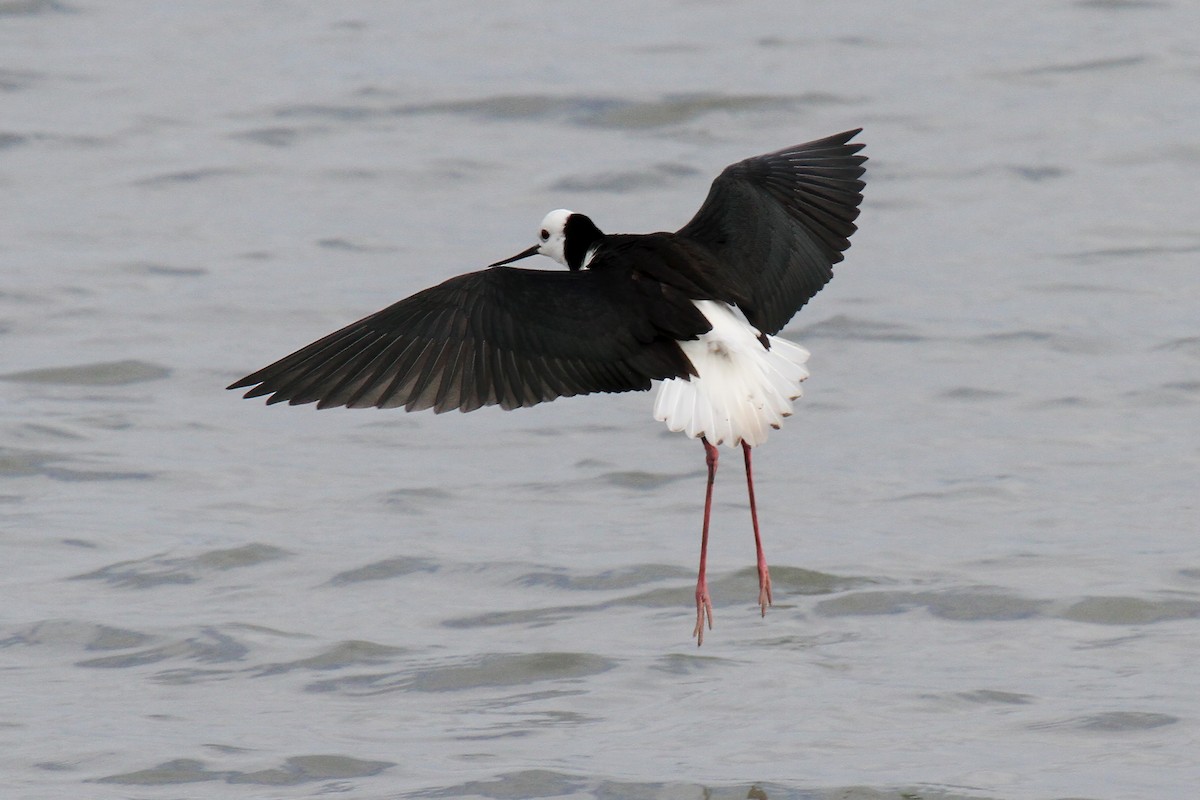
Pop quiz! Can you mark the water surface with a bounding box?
[2,2,1198,799]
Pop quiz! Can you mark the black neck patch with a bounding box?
[563,213,605,271]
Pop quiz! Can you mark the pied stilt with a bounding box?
[229,129,867,644]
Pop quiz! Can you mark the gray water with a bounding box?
[2,2,1198,799]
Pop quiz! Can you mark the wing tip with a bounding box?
[784,128,867,160]
[226,376,254,391]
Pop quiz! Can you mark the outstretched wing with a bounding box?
[227,265,708,413]
[676,129,866,335]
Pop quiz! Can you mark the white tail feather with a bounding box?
[653,301,810,448]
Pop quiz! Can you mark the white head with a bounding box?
[490,209,605,271]
[534,208,574,267]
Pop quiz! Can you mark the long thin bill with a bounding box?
[488,245,539,268]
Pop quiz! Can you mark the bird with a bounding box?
[228,129,867,645]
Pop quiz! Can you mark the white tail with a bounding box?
[653,301,810,448]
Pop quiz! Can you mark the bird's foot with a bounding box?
[693,586,714,646]
[757,566,773,617]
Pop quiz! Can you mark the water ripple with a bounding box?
[274,92,830,130]
[550,162,701,193]
[413,769,992,800]
[1030,711,1178,732]
[0,1,77,17]
[94,755,394,786]
[816,588,1200,624]
[0,619,153,651]
[794,314,925,342]
[253,640,406,677]
[0,446,152,482]
[78,627,248,669]
[305,651,616,695]
[328,556,439,585]
[0,359,169,386]
[72,543,290,588]
[1020,54,1147,75]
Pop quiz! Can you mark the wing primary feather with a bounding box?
[312,331,421,409]
[277,330,387,405]
[237,327,371,400]
[497,348,530,409]
[340,335,422,409]
[403,339,452,412]
[433,340,469,413]
[486,344,514,410]
[367,337,435,409]
[467,340,494,411]
[396,339,444,412]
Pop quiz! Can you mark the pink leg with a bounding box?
[693,436,718,645]
[742,441,772,616]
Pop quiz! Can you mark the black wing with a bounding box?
[227,265,708,413]
[676,129,866,335]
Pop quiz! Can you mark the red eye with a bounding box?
[540,229,549,241]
